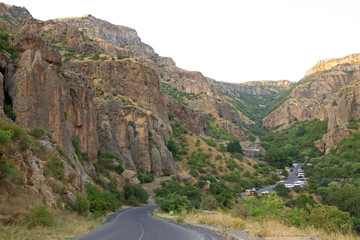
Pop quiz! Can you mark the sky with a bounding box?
[3,0,360,83]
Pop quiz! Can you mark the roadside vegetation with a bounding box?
[0,120,149,239]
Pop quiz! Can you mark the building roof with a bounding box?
[255,136,261,143]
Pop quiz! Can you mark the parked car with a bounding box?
[285,184,294,188]
[279,180,285,183]
[261,190,269,194]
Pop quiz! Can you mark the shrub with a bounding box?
[45,154,64,180]
[197,180,207,188]
[227,140,242,153]
[234,153,243,160]
[200,195,218,210]
[29,126,47,138]
[115,164,124,174]
[162,168,171,176]
[117,54,129,59]
[226,158,238,170]
[308,204,353,233]
[89,198,108,216]
[167,138,178,157]
[91,50,101,60]
[155,193,189,212]
[0,120,26,141]
[190,169,199,177]
[0,129,13,145]
[85,185,122,215]
[0,160,22,185]
[123,184,148,205]
[4,103,16,122]
[273,184,290,197]
[73,194,90,216]
[176,216,184,223]
[232,200,251,219]
[27,206,54,228]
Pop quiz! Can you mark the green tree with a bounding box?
[73,194,90,216]
[308,204,353,233]
[167,138,178,157]
[274,184,290,197]
[155,193,189,212]
[265,148,290,169]
[226,140,243,154]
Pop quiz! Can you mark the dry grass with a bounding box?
[0,179,105,240]
[156,210,360,240]
[0,210,105,240]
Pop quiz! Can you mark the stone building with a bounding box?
[240,136,266,158]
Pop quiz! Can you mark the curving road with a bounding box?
[74,205,225,240]
[256,167,299,194]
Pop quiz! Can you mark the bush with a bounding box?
[85,185,122,215]
[45,154,64,180]
[197,180,207,188]
[232,200,251,219]
[167,138,178,157]
[29,126,47,138]
[115,164,124,174]
[0,160,22,185]
[227,140,242,153]
[73,194,90,216]
[308,204,353,233]
[123,184,148,205]
[162,168,171,176]
[27,206,54,228]
[117,54,129,59]
[234,153,243,160]
[190,169,199,177]
[200,195,218,210]
[273,184,290,197]
[155,193,189,212]
[89,199,108,216]
[0,129,13,145]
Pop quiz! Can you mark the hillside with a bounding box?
[263,55,360,152]
[0,3,270,237]
[1,2,360,239]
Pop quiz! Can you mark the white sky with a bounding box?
[3,0,360,83]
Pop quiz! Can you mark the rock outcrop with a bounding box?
[0,3,32,31]
[263,60,360,152]
[305,53,360,77]
[0,4,187,209]
[56,15,157,58]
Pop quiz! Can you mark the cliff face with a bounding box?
[0,3,32,31]
[0,5,193,208]
[57,15,157,58]
[305,53,360,77]
[263,61,360,152]
[159,65,254,138]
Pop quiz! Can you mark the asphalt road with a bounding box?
[257,167,299,194]
[74,205,225,240]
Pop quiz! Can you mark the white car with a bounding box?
[261,191,269,194]
[279,180,285,183]
[285,184,294,188]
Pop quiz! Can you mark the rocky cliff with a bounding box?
[263,59,360,152]
[305,53,360,76]
[56,15,157,58]
[0,5,190,209]
[159,65,254,138]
